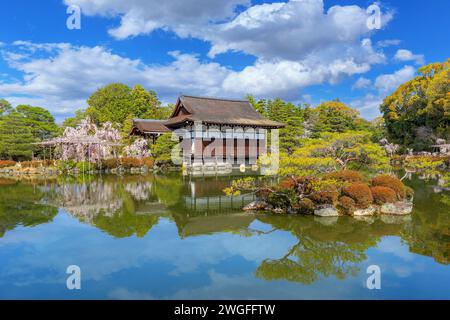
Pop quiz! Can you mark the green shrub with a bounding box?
[370,174,405,199]
[76,161,97,173]
[342,183,373,209]
[267,189,297,209]
[370,186,397,204]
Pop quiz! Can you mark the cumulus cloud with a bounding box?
[394,49,424,65]
[352,77,372,90]
[0,43,230,116]
[350,65,417,119]
[374,65,416,93]
[64,0,250,39]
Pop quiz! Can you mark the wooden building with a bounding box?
[131,95,285,165]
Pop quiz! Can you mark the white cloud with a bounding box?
[350,65,417,119]
[394,49,424,65]
[352,77,372,89]
[64,0,250,39]
[374,65,416,93]
[0,43,230,115]
[376,39,401,47]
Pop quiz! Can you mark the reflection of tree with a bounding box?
[0,182,57,237]
[402,175,450,265]
[255,215,402,284]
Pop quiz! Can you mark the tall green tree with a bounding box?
[380,59,450,150]
[0,111,37,160]
[0,99,12,116]
[16,105,59,140]
[313,100,362,134]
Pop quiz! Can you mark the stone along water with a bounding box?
[0,173,448,299]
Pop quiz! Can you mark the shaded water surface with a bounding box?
[0,173,448,299]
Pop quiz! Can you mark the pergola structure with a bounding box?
[33,137,122,163]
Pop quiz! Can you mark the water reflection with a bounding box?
[0,172,448,290]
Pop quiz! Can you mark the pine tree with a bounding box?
[0,112,36,160]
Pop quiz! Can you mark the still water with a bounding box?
[0,173,448,299]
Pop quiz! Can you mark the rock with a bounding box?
[381,214,412,224]
[243,200,268,211]
[314,216,338,226]
[272,208,285,214]
[314,205,339,217]
[353,206,378,216]
[380,201,413,215]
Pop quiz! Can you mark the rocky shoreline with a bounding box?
[243,199,414,217]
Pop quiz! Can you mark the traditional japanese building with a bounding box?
[131,95,285,166]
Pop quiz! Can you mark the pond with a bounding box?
[0,173,448,299]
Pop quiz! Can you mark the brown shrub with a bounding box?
[309,185,339,205]
[342,183,373,209]
[120,157,144,168]
[278,178,297,190]
[323,170,364,183]
[142,157,154,168]
[295,198,315,215]
[338,196,356,215]
[0,160,16,168]
[20,160,54,168]
[370,174,405,199]
[370,186,397,204]
[294,176,318,194]
[101,158,121,169]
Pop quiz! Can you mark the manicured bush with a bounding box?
[295,198,315,215]
[76,161,97,173]
[404,186,415,201]
[342,183,373,209]
[20,160,55,168]
[323,170,364,183]
[338,196,356,215]
[294,176,318,195]
[370,174,405,199]
[120,157,143,168]
[309,185,339,205]
[278,177,297,190]
[142,157,154,168]
[267,189,297,209]
[0,160,16,168]
[370,186,397,204]
[57,160,76,172]
[101,158,121,169]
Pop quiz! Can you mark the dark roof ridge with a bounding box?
[180,95,249,103]
[133,118,167,122]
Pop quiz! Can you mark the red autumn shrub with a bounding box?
[0,160,16,168]
[370,186,397,204]
[309,185,339,205]
[323,170,364,183]
[370,175,405,199]
[278,178,297,190]
[120,157,144,168]
[295,198,315,215]
[338,196,356,215]
[342,183,373,209]
[142,157,154,168]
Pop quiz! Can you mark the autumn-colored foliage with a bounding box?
[342,183,373,209]
[370,174,405,199]
[20,160,55,168]
[338,196,356,214]
[370,186,397,204]
[323,170,363,183]
[309,185,339,205]
[295,198,315,215]
[0,160,16,168]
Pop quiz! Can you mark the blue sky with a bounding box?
[0,0,448,122]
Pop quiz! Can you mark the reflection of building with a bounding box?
[131,95,284,166]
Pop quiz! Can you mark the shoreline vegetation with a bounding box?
[0,59,449,218]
